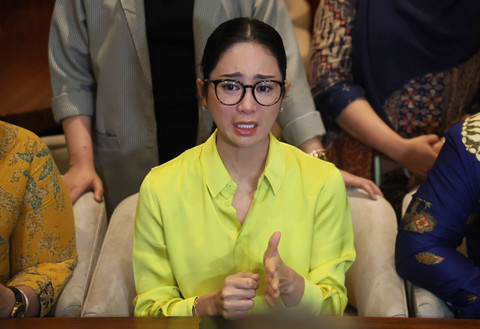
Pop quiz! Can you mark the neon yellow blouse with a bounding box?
[0,121,77,316]
[133,132,355,317]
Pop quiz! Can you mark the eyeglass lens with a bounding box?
[215,80,282,106]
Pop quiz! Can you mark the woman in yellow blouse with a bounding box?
[133,18,355,319]
[0,121,77,317]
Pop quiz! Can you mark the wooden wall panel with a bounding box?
[0,0,60,135]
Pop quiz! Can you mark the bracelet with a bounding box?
[308,148,328,161]
[192,296,199,316]
[7,286,27,318]
[18,288,29,316]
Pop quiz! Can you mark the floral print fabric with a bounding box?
[0,121,77,316]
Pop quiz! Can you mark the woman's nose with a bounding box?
[237,87,257,113]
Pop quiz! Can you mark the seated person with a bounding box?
[0,121,77,317]
[396,112,480,318]
[133,18,355,318]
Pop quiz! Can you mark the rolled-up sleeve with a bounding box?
[49,0,96,122]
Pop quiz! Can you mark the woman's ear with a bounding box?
[196,78,208,107]
[284,81,291,96]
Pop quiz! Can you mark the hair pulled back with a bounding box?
[201,17,287,81]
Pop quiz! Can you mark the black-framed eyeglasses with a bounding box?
[205,79,285,106]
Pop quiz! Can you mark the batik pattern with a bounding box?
[415,252,445,265]
[0,121,77,316]
[461,114,480,162]
[402,198,437,233]
[309,0,480,180]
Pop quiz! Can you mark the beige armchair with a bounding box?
[40,134,108,316]
[81,188,408,317]
[345,188,408,317]
[53,192,108,317]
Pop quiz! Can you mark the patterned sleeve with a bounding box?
[309,0,365,131]
[395,115,480,318]
[6,129,77,316]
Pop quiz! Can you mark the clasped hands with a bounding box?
[212,231,304,319]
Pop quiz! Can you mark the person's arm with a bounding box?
[264,168,355,315]
[310,0,440,179]
[300,136,383,199]
[6,137,77,317]
[0,285,40,318]
[133,173,191,317]
[304,167,356,315]
[49,0,103,203]
[337,98,440,179]
[49,0,96,122]
[395,121,480,318]
[62,116,103,203]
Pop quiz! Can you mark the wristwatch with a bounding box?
[7,286,27,318]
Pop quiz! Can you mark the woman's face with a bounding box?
[198,42,290,153]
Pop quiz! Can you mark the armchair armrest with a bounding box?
[54,192,108,317]
[81,193,138,317]
[346,188,408,317]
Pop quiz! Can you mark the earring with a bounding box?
[201,105,207,111]
[280,105,284,113]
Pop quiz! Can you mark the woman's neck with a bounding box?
[216,137,269,191]
[216,136,270,224]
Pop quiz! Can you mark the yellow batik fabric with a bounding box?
[0,121,77,316]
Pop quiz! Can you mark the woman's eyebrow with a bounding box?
[220,72,242,78]
[254,74,276,80]
[219,72,276,79]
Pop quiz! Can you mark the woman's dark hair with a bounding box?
[201,17,287,81]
